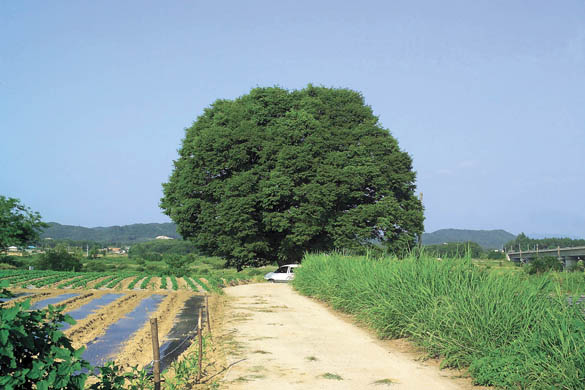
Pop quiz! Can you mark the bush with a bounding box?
[487,250,505,260]
[163,254,192,276]
[36,246,82,272]
[84,261,108,272]
[0,283,90,389]
[525,256,563,274]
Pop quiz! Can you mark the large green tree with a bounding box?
[161,86,424,268]
[0,196,46,251]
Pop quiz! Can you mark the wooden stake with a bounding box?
[197,308,203,383]
[150,318,161,390]
[205,295,211,335]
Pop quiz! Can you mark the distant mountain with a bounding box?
[422,229,516,249]
[40,222,180,244]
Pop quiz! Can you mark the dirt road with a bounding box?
[220,283,477,390]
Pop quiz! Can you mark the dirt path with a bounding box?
[220,283,477,390]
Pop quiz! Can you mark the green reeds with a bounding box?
[293,253,585,390]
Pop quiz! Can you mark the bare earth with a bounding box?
[221,283,478,390]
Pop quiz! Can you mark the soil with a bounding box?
[66,292,145,348]
[115,291,197,369]
[218,283,486,390]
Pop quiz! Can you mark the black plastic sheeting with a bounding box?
[0,292,32,303]
[158,295,205,371]
[61,293,124,330]
[82,294,164,366]
[30,293,79,310]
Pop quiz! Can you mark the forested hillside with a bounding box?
[422,229,515,249]
[40,222,180,243]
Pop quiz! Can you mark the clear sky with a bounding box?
[1,1,584,237]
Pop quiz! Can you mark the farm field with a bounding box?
[0,269,230,292]
[0,268,222,372]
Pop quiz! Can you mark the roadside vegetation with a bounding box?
[293,253,585,390]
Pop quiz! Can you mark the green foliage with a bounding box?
[163,254,192,276]
[87,362,152,390]
[84,261,108,272]
[170,275,179,290]
[128,239,198,260]
[0,282,90,389]
[139,275,153,289]
[0,195,47,250]
[36,245,83,272]
[293,253,585,390]
[506,232,585,251]
[486,250,505,260]
[525,256,564,275]
[161,85,423,268]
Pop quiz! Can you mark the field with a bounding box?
[0,269,244,292]
[0,267,257,375]
[293,253,585,390]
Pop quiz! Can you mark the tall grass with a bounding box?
[293,253,585,390]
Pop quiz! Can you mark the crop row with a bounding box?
[1,270,231,291]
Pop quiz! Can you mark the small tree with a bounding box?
[163,254,192,276]
[0,196,47,251]
[37,245,83,272]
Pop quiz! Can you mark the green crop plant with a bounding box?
[57,274,87,288]
[127,275,145,290]
[71,273,104,289]
[293,253,585,390]
[139,275,153,289]
[183,277,199,291]
[160,276,168,289]
[92,275,118,289]
[170,275,178,290]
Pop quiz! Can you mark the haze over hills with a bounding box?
[41,222,180,244]
[422,229,516,249]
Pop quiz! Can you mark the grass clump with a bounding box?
[293,253,585,390]
[320,372,343,380]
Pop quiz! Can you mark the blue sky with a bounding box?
[1,1,584,237]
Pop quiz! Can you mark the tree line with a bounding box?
[505,233,585,251]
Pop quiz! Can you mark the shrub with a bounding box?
[36,246,82,272]
[525,256,563,274]
[0,283,90,389]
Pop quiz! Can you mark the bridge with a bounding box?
[507,246,585,268]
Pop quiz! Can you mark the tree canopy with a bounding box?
[0,195,46,250]
[36,245,83,272]
[161,86,424,268]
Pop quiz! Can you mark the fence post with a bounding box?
[150,318,161,390]
[197,307,203,383]
[205,295,211,335]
